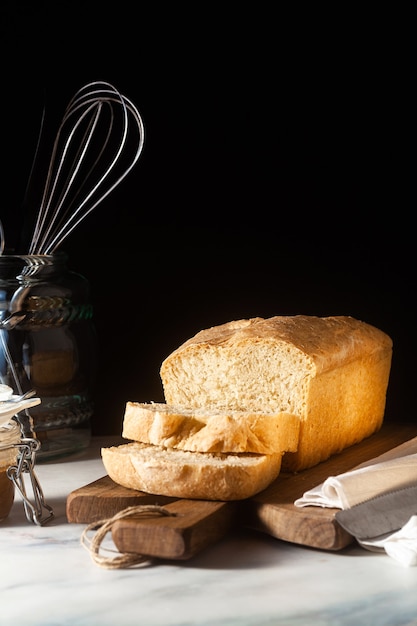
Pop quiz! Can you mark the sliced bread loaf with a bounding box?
[160,315,393,471]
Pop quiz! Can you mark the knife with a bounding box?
[335,484,417,540]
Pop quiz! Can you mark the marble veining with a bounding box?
[1,437,416,626]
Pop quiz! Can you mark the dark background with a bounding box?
[2,4,414,434]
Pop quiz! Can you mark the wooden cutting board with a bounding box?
[66,422,417,559]
[67,478,237,560]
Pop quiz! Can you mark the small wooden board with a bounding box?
[112,499,236,560]
[67,422,417,558]
[67,476,237,560]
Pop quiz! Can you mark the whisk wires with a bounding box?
[28,81,145,255]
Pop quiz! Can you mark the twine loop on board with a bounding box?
[80,504,176,569]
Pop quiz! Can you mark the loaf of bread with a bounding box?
[101,442,284,500]
[160,315,393,471]
[122,402,300,454]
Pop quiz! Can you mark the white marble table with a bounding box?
[1,437,416,626]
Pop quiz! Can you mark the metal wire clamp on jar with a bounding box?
[0,386,53,525]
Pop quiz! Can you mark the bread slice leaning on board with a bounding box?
[160,315,393,472]
[122,402,300,454]
[102,314,392,501]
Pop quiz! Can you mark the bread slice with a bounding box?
[101,442,283,501]
[160,315,393,472]
[122,402,300,455]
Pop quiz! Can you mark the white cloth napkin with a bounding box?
[359,515,417,567]
[294,437,417,566]
[294,453,417,509]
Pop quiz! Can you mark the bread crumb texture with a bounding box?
[122,402,300,454]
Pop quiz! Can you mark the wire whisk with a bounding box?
[27,81,145,255]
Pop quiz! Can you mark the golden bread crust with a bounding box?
[101,442,283,501]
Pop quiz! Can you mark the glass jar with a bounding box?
[0,253,97,460]
[0,419,21,521]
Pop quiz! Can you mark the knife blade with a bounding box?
[335,484,417,540]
